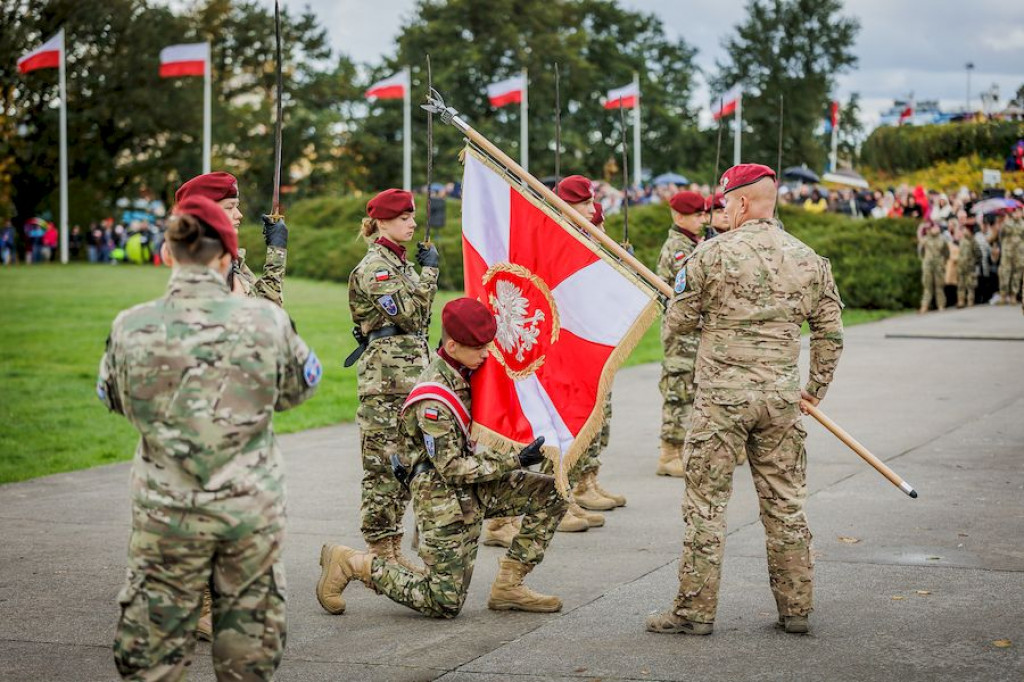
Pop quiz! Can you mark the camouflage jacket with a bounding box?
[656,225,701,287]
[919,233,949,265]
[665,217,844,399]
[235,245,287,307]
[1001,218,1024,257]
[349,241,438,397]
[402,355,521,527]
[97,266,319,516]
[957,235,980,274]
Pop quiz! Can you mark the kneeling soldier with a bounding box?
[316,298,568,618]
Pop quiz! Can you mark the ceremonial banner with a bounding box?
[461,148,659,495]
[365,70,409,100]
[159,42,209,78]
[487,75,525,108]
[17,31,62,73]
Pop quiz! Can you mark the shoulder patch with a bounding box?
[424,433,436,459]
[377,294,399,316]
[374,269,391,282]
[303,350,323,387]
[424,407,440,421]
[674,251,686,261]
[674,266,687,294]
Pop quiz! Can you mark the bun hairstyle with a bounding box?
[165,213,227,264]
[360,216,380,243]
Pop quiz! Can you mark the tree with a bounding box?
[714,0,859,171]
[352,0,702,191]
[835,92,863,165]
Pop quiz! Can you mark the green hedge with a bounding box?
[240,198,921,310]
[861,120,1024,174]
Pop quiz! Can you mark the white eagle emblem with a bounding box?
[490,280,545,362]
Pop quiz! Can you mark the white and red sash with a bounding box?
[401,381,472,438]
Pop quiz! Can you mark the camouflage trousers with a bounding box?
[957,269,978,307]
[114,504,286,681]
[370,469,567,618]
[998,253,1023,299]
[358,394,413,543]
[674,388,813,623]
[920,260,946,309]
[659,328,698,445]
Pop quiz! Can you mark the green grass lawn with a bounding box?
[0,264,901,484]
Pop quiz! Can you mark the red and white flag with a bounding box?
[159,42,209,78]
[899,103,914,125]
[487,75,525,108]
[365,70,408,100]
[461,149,659,495]
[17,31,62,74]
[604,81,639,110]
[712,85,742,120]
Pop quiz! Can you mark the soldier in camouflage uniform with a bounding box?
[918,222,949,313]
[100,196,319,680]
[998,207,1024,304]
[317,298,567,618]
[175,171,290,639]
[655,191,705,478]
[955,220,981,307]
[647,164,844,636]
[346,189,439,575]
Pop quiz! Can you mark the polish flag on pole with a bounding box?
[461,148,659,495]
[365,70,409,100]
[604,81,639,109]
[712,85,742,120]
[487,75,526,108]
[17,32,62,73]
[159,42,209,78]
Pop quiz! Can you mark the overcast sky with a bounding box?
[273,0,1024,128]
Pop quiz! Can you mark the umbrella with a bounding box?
[782,166,821,184]
[973,197,1023,215]
[822,169,870,190]
[652,172,690,186]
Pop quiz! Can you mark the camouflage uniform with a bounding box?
[956,234,981,307]
[998,217,1024,302]
[235,245,287,306]
[656,226,701,446]
[349,241,437,543]
[664,218,844,624]
[919,232,949,311]
[98,265,319,680]
[370,355,567,618]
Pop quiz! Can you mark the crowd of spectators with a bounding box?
[0,217,167,266]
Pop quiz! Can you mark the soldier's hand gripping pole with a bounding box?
[801,401,919,498]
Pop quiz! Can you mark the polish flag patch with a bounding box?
[374,270,390,281]
[424,407,440,421]
[674,251,685,261]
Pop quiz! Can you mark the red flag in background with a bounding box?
[17,32,62,73]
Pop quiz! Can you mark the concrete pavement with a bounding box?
[1,305,1022,680]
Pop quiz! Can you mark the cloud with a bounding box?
[983,27,1024,52]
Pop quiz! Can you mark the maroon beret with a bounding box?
[705,192,726,211]
[443,297,497,347]
[175,172,239,204]
[592,202,604,227]
[719,164,777,195]
[556,175,593,204]
[367,189,415,220]
[173,196,238,259]
[669,191,705,215]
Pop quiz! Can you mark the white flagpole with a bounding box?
[830,119,839,172]
[632,71,641,188]
[202,41,211,174]
[58,28,68,264]
[733,94,742,165]
[403,65,411,191]
[520,68,528,172]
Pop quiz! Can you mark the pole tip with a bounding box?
[909,490,918,499]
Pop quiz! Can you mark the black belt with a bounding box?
[343,325,408,367]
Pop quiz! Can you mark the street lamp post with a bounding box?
[966,62,975,113]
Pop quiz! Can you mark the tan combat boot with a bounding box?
[588,470,626,507]
[316,544,372,615]
[487,557,562,612]
[573,475,616,511]
[556,504,590,532]
[645,610,714,635]
[483,517,521,548]
[195,587,213,642]
[570,501,604,528]
[656,441,685,477]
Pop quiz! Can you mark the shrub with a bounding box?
[240,197,921,310]
[861,121,1024,174]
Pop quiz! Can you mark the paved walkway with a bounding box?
[1,306,1022,681]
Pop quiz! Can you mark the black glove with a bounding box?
[517,437,546,468]
[390,453,409,490]
[262,215,288,249]
[416,242,440,268]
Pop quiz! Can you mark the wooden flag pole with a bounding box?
[424,90,673,299]
[801,402,918,498]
